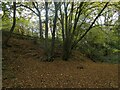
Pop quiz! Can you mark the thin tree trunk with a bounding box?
[38,12,43,38]
[63,2,82,60]
[63,2,69,60]
[60,4,65,42]
[4,2,16,46]
[50,2,58,59]
[45,1,49,59]
[32,2,43,38]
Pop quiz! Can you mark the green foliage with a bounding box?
[2,2,119,63]
[78,24,119,63]
[2,15,12,30]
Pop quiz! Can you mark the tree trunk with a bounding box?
[38,12,43,38]
[60,4,65,42]
[50,2,58,59]
[62,2,84,60]
[32,2,43,38]
[45,1,49,59]
[63,2,70,61]
[4,2,16,46]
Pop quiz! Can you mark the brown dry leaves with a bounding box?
[2,37,119,88]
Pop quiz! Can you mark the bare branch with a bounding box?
[19,4,39,16]
[71,2,109,49]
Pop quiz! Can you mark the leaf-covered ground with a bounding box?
[2,37,118,88]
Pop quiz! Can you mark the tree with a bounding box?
[49,2,60,60]
[59,2,86,60]
[44,1,49,60]
[4,2,16,46]
[32,2,43,38]
[58,2,109,60]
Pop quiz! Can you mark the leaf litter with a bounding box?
[2,37,118,88]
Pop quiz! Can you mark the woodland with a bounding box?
[1,1,120,88]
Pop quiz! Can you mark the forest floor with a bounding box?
[2,34,119,88]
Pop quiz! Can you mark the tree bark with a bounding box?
[59,4,65,42]
[45,1,49,59]
[63,2,70,61]
[38,12,43,38]
[4,2,16,46]
[50,2,58,59]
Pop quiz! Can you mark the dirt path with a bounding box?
[2,38,118,88]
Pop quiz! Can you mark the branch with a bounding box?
[71,2,109,49]
[32,2,40,13]
[72,2,84,36]
[19,4,39,16]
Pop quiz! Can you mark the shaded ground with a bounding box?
[2,35,118,88]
